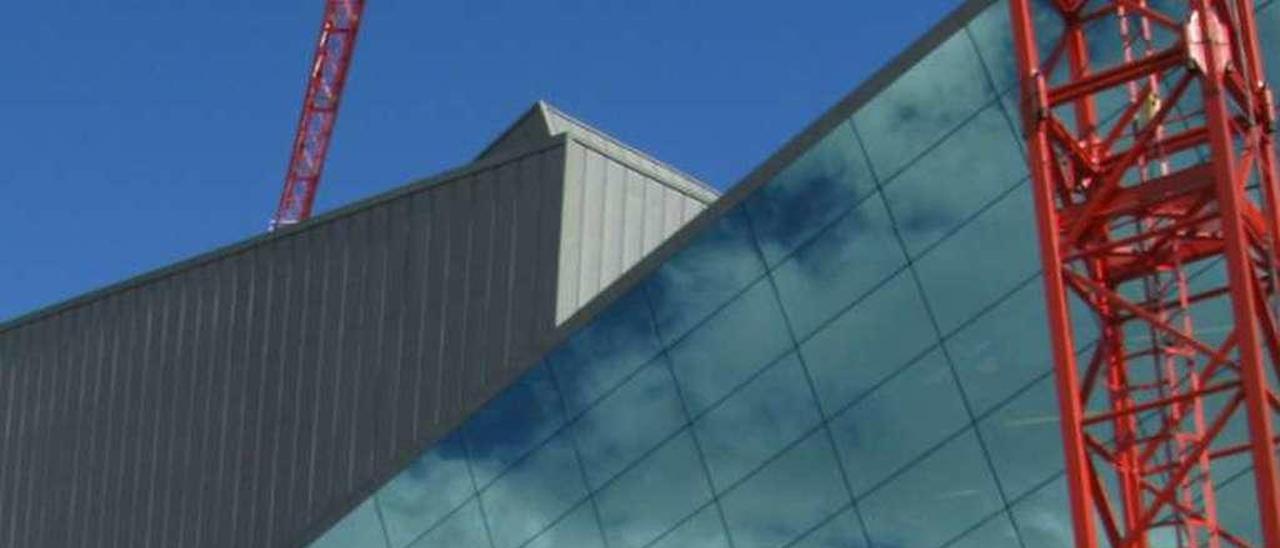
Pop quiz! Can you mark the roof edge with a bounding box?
[546,0,1000,349]
[0,135,570,334]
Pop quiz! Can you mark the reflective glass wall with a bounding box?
[312,0,1280,546]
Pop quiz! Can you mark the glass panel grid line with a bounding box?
[639,286,738,547]
[543,360,618,547]
[868,94,1005,189]
[399,494,483,548]
[370,498,394,548]
[637,498,720,548]
[848,112,1031,546]
[961,26,1028,156]
[741,209,875,546]
[462,433,500,548]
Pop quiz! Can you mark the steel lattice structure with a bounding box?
[270,0,366,230]
[1008,0,1280,545]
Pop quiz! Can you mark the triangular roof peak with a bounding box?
[476,101,718,202]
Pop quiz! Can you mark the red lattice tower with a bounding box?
[1008,0,1280,545]
[270,0,367,230]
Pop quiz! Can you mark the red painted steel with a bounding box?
[1009,0,1280,545]
[270,0,367,230]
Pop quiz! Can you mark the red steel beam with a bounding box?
[1008,0,1280,545]
[270,0,367,230]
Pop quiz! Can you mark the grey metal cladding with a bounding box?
[0,94,723,547]
[554,138,713,323]
[0,141,573,547]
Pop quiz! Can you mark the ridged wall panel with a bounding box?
[0,145,569,548]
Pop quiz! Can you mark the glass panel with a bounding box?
[745,120,878,267]
[523,501,606,548]
[854,32,996,180]
[478,432,588,548]
[944,278,1052,415]
[771,193,907,340]
[947,512,1021,548]
[789,506,866,548]
[881,104,1026,257]
[376,433,475,547]
[649,504,731,548]
[966,0,1066,93]
[1009,475,1075,548]
[595,431,713,548]
[307,499,389,548]
[464,363,566,488]
[1216,470,1262,546]
[799,271,937,416]
[405,499,492,548]
[644,207,766,343]
[720,429,851,548]
[666,278,792,416]
[548,288,662,418]
[978,375,1064,500]
[913,180,1040,334]
[859,430,1005,548]
[693,353,823,492]
[829,349,970,495]
[570,355,686,490]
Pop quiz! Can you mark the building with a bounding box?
[3,0,1279,546]
[0,102,718,548]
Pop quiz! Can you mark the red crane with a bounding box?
[270,0,367,230]
[1009,0,1279,545]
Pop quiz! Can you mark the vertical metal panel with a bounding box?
[70,298,102,547]
[377,197,410,465]
[101,291,138,548]
[9,325,29,547]
[578,148,606,305]
[419,178,450,431]
[230,248,267,546]
[485,160,518,390]
[463,168,494,411]
[264,234,302,545]
[190,260,228,547]
[556,142,585,324]
[309,220,346,516]
[274,230,312,546]
[63,301,96,548]
[0,324,15,541]
[399,189,430,450]
[532,146,567,361]
[287,228,324,528]
[622,169,646,268]
[442,177,475,426]
[151,272,186,548]
[600,157,626,286]
[247,243,279,545]
[510,153,546,376]
[356,204,389,487]
[333,212,363,500]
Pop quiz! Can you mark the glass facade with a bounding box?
[313,1,1280,546]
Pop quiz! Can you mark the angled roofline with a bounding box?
[0,136,568,333]
[545,0,1000,342]
[538,101,721,201]
[477,100,721,203]
[2,0,998,335]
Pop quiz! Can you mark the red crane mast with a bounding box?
[270,0,367,230]
[1009,0,1280,545]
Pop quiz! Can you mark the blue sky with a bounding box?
[1,0,962,321]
